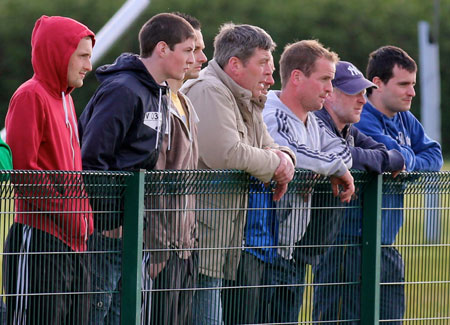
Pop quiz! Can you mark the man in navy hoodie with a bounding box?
[78,13,195,325]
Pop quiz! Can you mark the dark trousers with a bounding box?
[3,223,90,325]
[143,252,198,325]
[264,256,306,323]
[313,238,405,324]
[222,251,269,324]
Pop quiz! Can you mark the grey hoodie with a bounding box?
[263,90,352,259]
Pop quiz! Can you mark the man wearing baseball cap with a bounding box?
[311,60,405,323]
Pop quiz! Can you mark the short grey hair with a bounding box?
[213,23,276,68]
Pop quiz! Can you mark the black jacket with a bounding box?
[314,108,404,173]
[79,53,168,171]
[79,53,169,230]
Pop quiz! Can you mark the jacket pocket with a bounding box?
[236,117,248,141]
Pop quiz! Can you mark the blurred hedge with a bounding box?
[1,0,448,154]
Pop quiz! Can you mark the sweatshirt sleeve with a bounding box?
[405,113,443,171]
[79,84,137,171]
[355,111,417,171]
[355,111,442,172]
[350,127,405,173]
[6,90,45,170]
[263,110,351,177]
[184,82,281,183]
[257,110,297,165]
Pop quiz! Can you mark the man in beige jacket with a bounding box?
[182,23,296,324]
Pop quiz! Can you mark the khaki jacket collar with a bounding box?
[207,59,253,110]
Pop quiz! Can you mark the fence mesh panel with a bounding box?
[0,170,448,324]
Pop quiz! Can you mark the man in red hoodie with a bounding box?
[3,15,95,324]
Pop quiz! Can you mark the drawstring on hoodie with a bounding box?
[62,91,88,241]
[61,92,76,168]
[69,100,80,144]
[167,89,173,151]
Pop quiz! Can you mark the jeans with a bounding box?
[313,237,405,324]
[192,274,223,325]
[88,231,122,325]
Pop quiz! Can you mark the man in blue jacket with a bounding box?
[355,46,442,323]
[312,60,406,324]
[314,48,442,323]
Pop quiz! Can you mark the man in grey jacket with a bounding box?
[260,40,355,322]
[182,23,296,324]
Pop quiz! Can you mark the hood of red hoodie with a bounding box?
[31,15,95,97]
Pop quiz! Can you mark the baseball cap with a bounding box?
[332,61,377,95]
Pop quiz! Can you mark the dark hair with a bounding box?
[279,40,339,89]
[213,23,276,68]
[172,12,201,30]
[139,13,195,58]
[366,45,417,94]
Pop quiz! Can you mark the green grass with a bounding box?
[298,185,450,323]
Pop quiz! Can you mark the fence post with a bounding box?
[361,174,382,324]
[121,170,145,324]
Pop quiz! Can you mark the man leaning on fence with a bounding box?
[315,47,443,323]
[3,15,95,324]
[78,13,196,325]
[140,12,207,325]
[182,23,296,324]
[312,59,405,323]
[259,40,355,323]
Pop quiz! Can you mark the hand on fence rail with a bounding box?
[271,149,295,201]
[330,170,355,203]
[272,149,295,184]
[391,164,406,178]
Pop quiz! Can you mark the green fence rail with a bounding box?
[0,170,449,324]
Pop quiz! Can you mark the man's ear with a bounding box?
[226,56,244,75]
[291,69,305,86]
[372,76,384,89]
[155,41,169,57]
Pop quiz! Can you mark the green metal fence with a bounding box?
[0,170,449,324]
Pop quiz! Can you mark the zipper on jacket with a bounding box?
[83,214,88,241]
[155,88,162,150]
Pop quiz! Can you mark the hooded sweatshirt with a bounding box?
[5,15,95,251]
[355,101,442,172]
[78,53,169,231]
[257,90,352,260]
[353,101,443,244]
[79,53,168,172]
